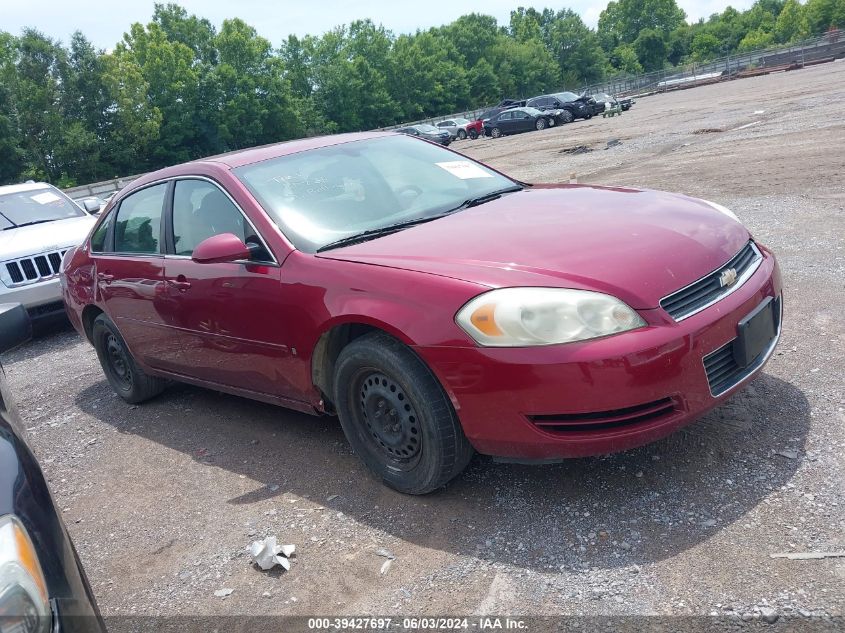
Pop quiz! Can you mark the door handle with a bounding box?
[168,278,192,292]
[97,272,114,283]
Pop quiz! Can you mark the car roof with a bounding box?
[0,181,55,195]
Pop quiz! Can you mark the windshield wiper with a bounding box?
[12,219,55,228]
[444,185,524,214]
[316,216,445,252]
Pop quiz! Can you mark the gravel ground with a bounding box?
[3,61,844,626]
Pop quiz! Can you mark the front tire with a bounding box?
[333,333,474,495]
[535,118,547,130]
[561,110,574,124]
[92,314,167,404]
[490,127,502,138]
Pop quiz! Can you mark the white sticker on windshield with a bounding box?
[435,161,494,179]
[31,191,62,204]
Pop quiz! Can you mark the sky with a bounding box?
[1,0,756,49]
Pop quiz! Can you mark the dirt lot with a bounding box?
[4,61,845,626]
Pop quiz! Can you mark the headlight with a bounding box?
[456,287,646,347]
[0,515,50,633]
[702,199,741,223]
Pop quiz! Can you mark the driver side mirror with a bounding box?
[82,199,102,214]
[0,304,31,353]
[191,233,252,264]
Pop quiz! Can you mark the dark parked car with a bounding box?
[529,92,601,121]
[63,132,781,495]
[483,107,556,138]
[0,303,106,632]
[394,124,451,146]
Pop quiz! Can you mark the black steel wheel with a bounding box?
[92,314,167,403]
[333,332,474,494]
[356,371,422,468]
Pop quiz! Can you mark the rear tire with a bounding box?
[333,332,474,495]
[457,129,467,140]
[469,129,478,140]
[92,314,167,404]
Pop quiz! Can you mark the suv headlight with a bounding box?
[0,515,50,633]
[456,287,646,347]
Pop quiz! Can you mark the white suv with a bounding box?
[0,182,97,323]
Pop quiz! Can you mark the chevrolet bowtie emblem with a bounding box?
[719,267,738,288]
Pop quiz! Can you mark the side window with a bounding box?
[114,184,166,254]
[172,179,265,259]
[90,212,112,252]
[499,112,512,121]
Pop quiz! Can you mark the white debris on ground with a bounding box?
[249,536,296,571]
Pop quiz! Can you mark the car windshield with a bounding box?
[416,124,437,133]
[556,91,579,102]
[0,187,85,229]
[234,135,517,252]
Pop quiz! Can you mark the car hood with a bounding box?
[316,185,750,309]
[0,215,96,260]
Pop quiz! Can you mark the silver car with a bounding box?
[435,117,473,140]
[0,182,97,323]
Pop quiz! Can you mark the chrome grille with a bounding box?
[660,241,762,321]
[2,249,70,288]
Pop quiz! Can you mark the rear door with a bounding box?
[92,182,185,370]
[161,178,298,398]
[496,111,514,132]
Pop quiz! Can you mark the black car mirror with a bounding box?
[0,304,31,353]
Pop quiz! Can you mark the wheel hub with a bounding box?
[106,334,132,386]
[359,372,420,460]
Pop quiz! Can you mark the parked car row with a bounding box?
[417,89,634,142]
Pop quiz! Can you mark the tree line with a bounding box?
[1,0,842,186]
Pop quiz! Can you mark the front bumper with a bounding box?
[415,248,782,460]
[0,279,66,322]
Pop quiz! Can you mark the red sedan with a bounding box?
[61,132,782,494]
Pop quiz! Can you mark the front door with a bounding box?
[161,178,298,399]
[92,182,185,371]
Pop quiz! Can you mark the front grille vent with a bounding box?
[3,249,69,288]
[528,397,678,433]
[703,295,782,396]
[660,241,762,321]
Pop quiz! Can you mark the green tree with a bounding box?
[611,44,643,74]
[690,31,722,60]
[775,0,809,41]
[390,31,468,120]
[467,58,500,105]
[489,35,559,98]
[439,13,501,68]
[738,28,775,50]
[599,0,687,50]
[633,28,668,70]
[543,9,608,85]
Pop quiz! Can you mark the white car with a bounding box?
[435,118,473,140]
[0,182,97,323]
